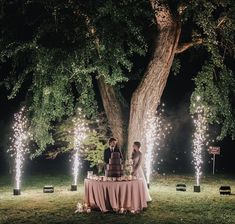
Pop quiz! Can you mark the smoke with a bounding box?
[153,98,194,174]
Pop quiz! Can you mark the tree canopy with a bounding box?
[0,0,234,156]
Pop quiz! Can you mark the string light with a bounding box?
[144,104,172,185]
[8,107,30,193]
[72,108,89,186]
[192,96,209,186]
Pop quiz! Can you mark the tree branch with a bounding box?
[81,12,128,148]
[176,15,227,55]
[217,16,227,29]
[175,38,203,54]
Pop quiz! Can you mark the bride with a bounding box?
[131,141,152,202]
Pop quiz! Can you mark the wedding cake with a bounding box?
[105,152,124,177]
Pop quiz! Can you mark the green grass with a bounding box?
[0,174,235,224]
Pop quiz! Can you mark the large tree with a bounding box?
[0,0,234,157]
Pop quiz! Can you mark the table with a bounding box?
[84,179,147,213]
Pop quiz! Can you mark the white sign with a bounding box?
[208,146,220,155]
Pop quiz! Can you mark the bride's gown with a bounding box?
[132,150,152,202]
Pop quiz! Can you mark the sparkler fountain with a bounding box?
[8,107,30,195]
[144,104,172,188]
[145,113,157,188]
[71,109,88,191]
[192,96,208,192]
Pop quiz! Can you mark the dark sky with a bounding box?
[159,52,235,175]
[1,59,235,176]
[0,1,234,177]
[0,47,234,176]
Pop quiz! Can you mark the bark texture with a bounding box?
[97,1,181,158]
[127,1,181,156]
[97,77,128,149]
[84,15,128,150]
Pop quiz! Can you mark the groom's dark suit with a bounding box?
[104,147,123,164]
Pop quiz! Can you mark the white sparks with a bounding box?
[192,97,208,186]
[144,104,172,184]
[72,109,88,186]
[144,113,156,184]
[8,107,30,190]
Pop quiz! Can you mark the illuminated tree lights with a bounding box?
[192,96,209,187]
[71,109,89,189]
[144,104,172,185]
[8,107,30,195]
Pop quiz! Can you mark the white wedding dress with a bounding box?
[132,150,152,202]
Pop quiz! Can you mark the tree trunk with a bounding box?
[97,77,128,149]
[97,1,181,159]
[85,15,129,150]
[127,2,181,156]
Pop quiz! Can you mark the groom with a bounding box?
[104,137,123,164]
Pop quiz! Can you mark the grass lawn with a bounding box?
[0,174,235,224]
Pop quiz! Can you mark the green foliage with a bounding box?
[190,61,235,140]
[171,57,181,76]
[0,0,234,155]
[0,0,152,155]
[187,0,235,139]
[82,131,106,168]
[45,109,109,169]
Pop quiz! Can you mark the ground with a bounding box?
[0,174,235,224]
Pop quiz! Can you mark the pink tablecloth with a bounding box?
[84,179,147,212]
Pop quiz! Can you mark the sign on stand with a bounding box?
[208,146,220,175]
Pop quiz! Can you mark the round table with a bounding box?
[84,178,147,212]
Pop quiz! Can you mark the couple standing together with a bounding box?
[104,137,152,202]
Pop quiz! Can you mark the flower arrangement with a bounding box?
[124,159,133,175]
[75,203,91,213]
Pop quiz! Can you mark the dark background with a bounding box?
[0,49,234,177]
[0,1,234,178]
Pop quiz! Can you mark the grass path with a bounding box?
[0,174,235,224]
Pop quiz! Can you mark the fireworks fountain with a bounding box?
[145,113,157,188]
[144,104,172,187]
[8,107,30,195]
[192,96,208,192]
[71,109,88,191]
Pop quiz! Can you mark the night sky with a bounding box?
[0,0,234,178]
[0,47,235,176]
[1,3,235,224]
